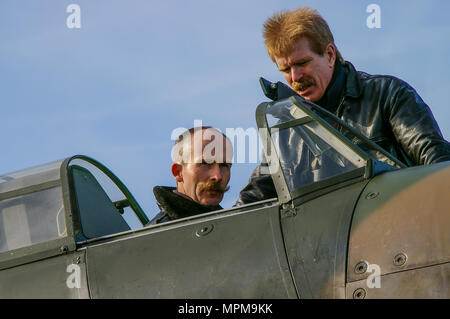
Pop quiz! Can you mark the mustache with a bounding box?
[292,78,315,92]
[197,181,230,194]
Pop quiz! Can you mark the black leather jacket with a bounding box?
[237,61,450,205]
[148,186,222,225]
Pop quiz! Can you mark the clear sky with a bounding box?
[1,1,449,228]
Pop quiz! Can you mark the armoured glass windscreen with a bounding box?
[0,187,66,253]
[0,160,62,194]
[266,99,366,192]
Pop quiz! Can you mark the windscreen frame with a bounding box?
[256,96,377,204]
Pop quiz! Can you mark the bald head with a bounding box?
[172,126,233,165]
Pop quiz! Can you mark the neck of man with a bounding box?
[153,186,222,220]
[315,59,346,114]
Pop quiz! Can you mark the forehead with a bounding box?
[185,129,233,163]
[275,37,315,66]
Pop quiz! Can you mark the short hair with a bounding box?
[263,7,343,63]
[172,126,232,164]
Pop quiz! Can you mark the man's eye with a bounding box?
[296,60,309,67]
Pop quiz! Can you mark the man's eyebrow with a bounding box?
[279,57,311,71]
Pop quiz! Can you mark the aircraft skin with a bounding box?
[0,81,448,298]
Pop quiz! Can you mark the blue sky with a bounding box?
[1,1,449,228]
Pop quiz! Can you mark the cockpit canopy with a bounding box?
[0,156,148,270]
[0,160,66,253]
[256,80,402,203]
[265,98,366,192]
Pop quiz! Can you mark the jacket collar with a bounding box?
[316,59,346,113]
[153,186,222,220]
[343,61,363,98]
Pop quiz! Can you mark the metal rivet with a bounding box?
[354,261,368,274]
[196,224,214,237]
[353,288,366,299]
[393,253,407,266]
[365,192,379,200]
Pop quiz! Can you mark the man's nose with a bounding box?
[209,164,223,181]
[291,66,303,82]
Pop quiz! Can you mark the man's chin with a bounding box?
[200,197,222,207]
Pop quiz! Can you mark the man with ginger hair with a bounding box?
[149,126,233,225]
[237,6,450,205]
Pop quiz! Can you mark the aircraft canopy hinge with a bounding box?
[280,201,297,219]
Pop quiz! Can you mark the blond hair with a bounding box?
[263,7,343,63]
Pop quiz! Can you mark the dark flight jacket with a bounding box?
[148,186,222,225]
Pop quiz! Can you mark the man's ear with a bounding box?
[171,163,183,183]
[326,43,336,68]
